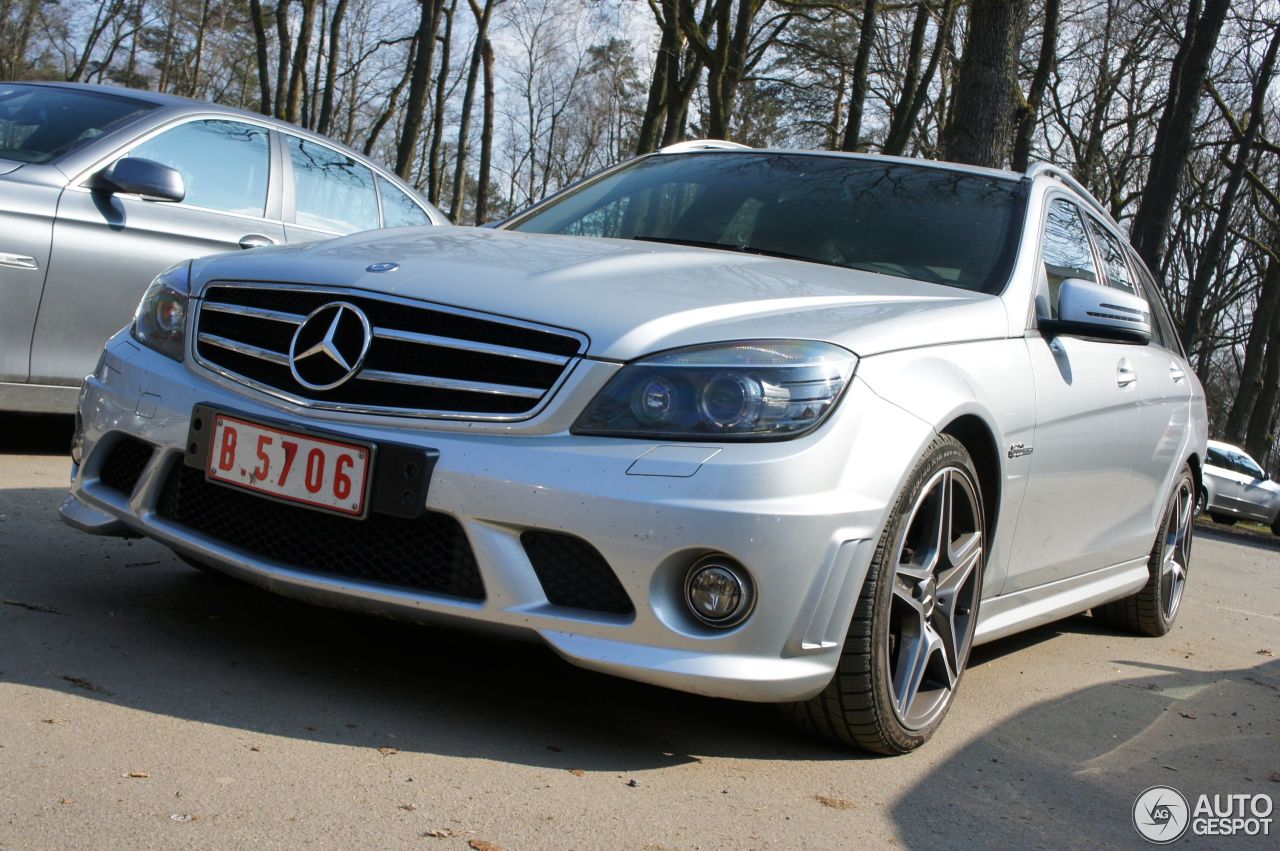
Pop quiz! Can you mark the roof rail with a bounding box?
[658,139,751,154]
[1025,161,1113,223]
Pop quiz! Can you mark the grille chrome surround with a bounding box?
[192,282,588,420]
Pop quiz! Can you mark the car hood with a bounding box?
[191,226,1007,361]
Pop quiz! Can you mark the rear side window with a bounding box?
[1087,220,1138,294]
[288,136,379,233]
[127,119,269,216]
[0,84,156,164]
[1040,199,1097,317]
[377,175,432,227]
[1206,447,1230,468]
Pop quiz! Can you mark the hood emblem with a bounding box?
[366,262,399,273]
[289,302,373,391]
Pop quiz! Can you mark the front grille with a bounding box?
[97,436,153,496]
[157,465,485,600]
[194,284,585,419]
[522,531,633,615]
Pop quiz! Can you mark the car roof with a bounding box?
[1207,439,1243,452]
[651,145,1024,183]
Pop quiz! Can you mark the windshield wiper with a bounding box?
[631,235,841,268]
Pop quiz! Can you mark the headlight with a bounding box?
[573,340,857,439]
[131,262,191,361]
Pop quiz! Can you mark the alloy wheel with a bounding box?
[1161,478,1194,622]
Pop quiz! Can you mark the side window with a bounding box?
[1129,252,1180,352]
[376,175,432,227]
[1039,199,1098,318]
[288,136,379,233]
[1233,453,1264,479]
[1206,447,1230,468]
[1086,219,1137,294]
[126,119,269,216]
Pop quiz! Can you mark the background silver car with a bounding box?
[1200,440,1280,533]
[0,81,444,414]
[61,147,1208,754]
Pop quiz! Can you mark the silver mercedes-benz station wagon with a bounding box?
[61,143,1208,753]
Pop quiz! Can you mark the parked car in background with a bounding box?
[1200,440,1280,533]
[0,81,444,414]
[61,144,1207,754]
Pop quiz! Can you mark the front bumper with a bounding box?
[62,331,933,702]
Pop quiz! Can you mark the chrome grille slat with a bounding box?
[193,283,586,420]
[203,302,305,325]
[372,327,570,365]
[198,332,290,366]
[359,369,544,398]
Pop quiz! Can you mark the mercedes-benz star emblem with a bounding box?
[288,302,373,391]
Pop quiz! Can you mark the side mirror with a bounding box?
[1039,277,1151,344]
[99,157,185,203]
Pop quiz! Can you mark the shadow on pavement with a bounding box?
[2,484,847,770]
[890,655,1279,848]
[1,413,74,455]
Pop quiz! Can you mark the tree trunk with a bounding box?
[1245,314,1280,467]
[316,0,348,134]
[1179,22,1280,354]
[840,0,879,151]
[1010,0,1060,171]
[1129,0,1230,278]
[274,0,293,118]
[475,34,495,223]
[637,0,681,154]
[1225,249,1280,445]
[190,0,212,97]
[395,0,444,181]
[450,0,494,222]
[285,0,317,123]
[427,0,456,206]
[249,0,274,115]
[883,0,957,157]
[941,0,1032,168]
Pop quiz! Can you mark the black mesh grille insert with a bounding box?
[522,531,633,615]
[195,284,584,417]
[97,436,153,496]
[157,465,485,601]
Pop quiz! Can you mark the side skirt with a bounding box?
[974,557,1149,646]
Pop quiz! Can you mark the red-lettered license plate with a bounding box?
[207,415,371,516]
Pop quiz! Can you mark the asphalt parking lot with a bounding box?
[1,414,1277,850]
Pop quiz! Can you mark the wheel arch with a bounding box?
[941,414,1003,546]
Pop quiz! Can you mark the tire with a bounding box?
[785,434,985,754]
[1195,488,1207,517]
[1095,464,1194,637]
[1272,515,1280,537]
[1209,513,1236,526]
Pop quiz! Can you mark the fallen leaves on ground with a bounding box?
[125,771,150,779]
[423,828,455,838]
[814,794,853,811]
[468,840,501,851]
[567,769,584,777]
[1258,649,1274,656]
[398,803,418,811]
[378,746,399,756]
[1178,710,1197,719]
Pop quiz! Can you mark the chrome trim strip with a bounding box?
[359,369,544,399]
[197,333,290,366]
[0,253,39,270]
[373,327,570,365]
[203,302,305,325]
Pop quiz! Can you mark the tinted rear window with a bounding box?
[0,84,157,164]
[508,152,1025,293]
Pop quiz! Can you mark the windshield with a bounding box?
[0,84,158,164]
[507,152,1025,294]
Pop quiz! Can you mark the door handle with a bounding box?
[238,233,276,250]
[1117,359,1137,387]
[1169,362,1186,383]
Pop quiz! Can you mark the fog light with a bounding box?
[684,556,754,628]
